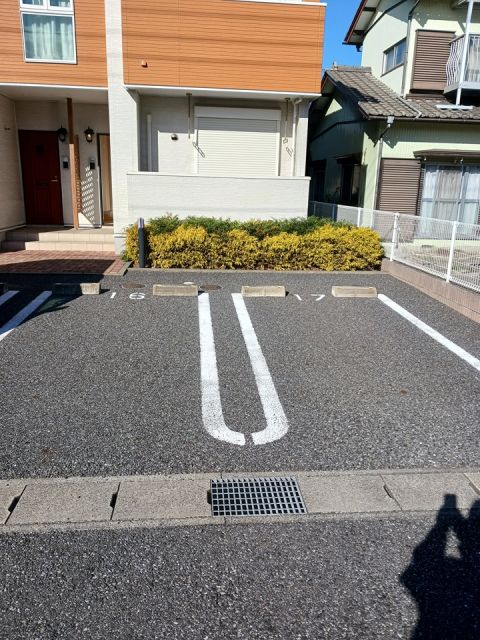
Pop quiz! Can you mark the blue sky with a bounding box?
[323,0,362,70]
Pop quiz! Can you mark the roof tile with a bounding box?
[325,66,480,122]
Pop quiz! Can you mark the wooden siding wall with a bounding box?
[122,0,325,93]
[0,0,107,86]
[377,158,422,215]
[411,30,455,92]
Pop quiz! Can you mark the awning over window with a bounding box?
[414,149,480,162]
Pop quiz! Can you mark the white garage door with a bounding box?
[196,114,280,177]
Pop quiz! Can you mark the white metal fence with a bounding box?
[309,201,480,293]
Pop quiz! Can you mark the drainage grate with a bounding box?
[210,477,307,517]
[200,284,222,291]
[122,282,146,289]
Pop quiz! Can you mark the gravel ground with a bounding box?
[0,272,478,479]
[1,511,479,639]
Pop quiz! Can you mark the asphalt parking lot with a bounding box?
[0,271,479,479]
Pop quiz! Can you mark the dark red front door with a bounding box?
[19,130,64,225]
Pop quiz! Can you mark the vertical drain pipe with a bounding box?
[187,93,192,139]
[146,113,153,171]
[291,97,302,176]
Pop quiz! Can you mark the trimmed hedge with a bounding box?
[123,216,383,271]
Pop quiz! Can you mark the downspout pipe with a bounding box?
[401,0,422,97]
[374,116,395,209]
[456,0,475,105]
[291,97,302,176]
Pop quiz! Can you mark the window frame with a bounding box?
[20,0,77,64]
[382,38,407,75]
[420,163,480,225]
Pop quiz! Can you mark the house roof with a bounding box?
[344,0,380,46]
[318,66,480,123]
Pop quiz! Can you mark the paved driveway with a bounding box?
[0,271,478,479]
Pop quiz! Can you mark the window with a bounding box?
[383,39,406,74]
[20,0,75,63]
[420,164,480,225]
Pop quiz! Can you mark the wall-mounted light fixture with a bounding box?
[57,126,68,142]
[84,126,95,143]
[171,133,178,141]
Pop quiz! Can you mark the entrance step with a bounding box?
[1,226,115,253]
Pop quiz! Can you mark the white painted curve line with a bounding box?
[0,291,52,343]
[378,294,480,374]
[198,294,246,446]
[0,290,18,307]
[110,292,117,299]
[316,295,325,302]
[294,294,302,301]
[232,293,289,445]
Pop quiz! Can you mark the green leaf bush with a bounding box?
[123,216,383,271]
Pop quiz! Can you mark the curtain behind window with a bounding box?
[421,164,480,225]
[23,14,74,61]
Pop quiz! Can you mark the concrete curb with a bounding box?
[1,467,479,533]
[332,286,378,298]
[241,285,286,298]
[53,282,101,295]
[153,284,198,297]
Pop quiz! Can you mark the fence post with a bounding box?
[446,220,459,284]
[390,213,400,262]
[357,207,362,227]
[137,217,145,269]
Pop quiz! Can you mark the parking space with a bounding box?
[0,271,479,480]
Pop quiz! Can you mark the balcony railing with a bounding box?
[446,34,480,89]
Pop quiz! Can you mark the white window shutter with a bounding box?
[196,116,279,177]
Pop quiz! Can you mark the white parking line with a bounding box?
[0,291,52,343]
[232,294,289,445]
[0,290,18,307]
[198,293,289,447]
[294,294,302,301]
[110,292,117,299]
[378,294,480,373]
[198,294,246,446]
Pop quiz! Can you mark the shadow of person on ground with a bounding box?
[401,494,480,640]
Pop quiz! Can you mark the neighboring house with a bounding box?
[0,0,326,254]
[308,0,480,226]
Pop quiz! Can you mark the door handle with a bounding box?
[51,178,59,183]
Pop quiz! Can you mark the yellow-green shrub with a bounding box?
[301,225,383,271]
[126,220,383,271]
[260,232,305,271]
[210,230,260,270]
[149,225,213,269]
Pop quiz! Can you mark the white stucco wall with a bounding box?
[127,173,310,221]
[105,0,139,250]
[15,101,109,227]
[0,94,24,231]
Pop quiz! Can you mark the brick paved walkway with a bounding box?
[0,251,127,275]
